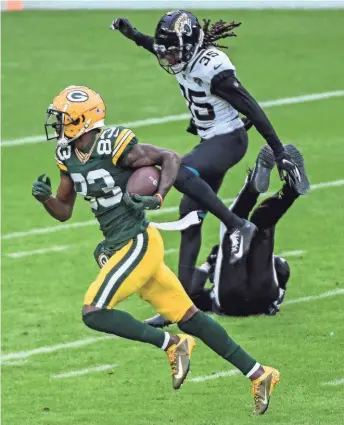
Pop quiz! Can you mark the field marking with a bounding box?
[2,178,344,242]
[1,335,115,362]
[52,364,118,379]
[191,369,240,383]
[1,90,344,147]
[283,288,344,306]
[277,250,306,257]
[165,249,178,255]
[2,360,28,366]
[324,378,344,386]
[2,288,343,365]
[6,245,72,258]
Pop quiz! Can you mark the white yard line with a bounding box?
[2,360,28,366]
[165,249,178,255]
[2,179,344,242]
[277,250,306,257]
[1,90,344,147]
[1,335,114,362]
[324,378,344,386]
[283,288,344,306]
[5,246,301,262]
[2,288,343,364]
[6,245,72,258]
[52,364,118,379]
[190,369,240,383]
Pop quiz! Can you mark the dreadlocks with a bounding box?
[202,19,241,50]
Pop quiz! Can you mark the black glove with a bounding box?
[275,149,301,186]
[186,118,198,136]
[110,18,136,40]
[32,174,52,203]
[242,116,253,131]
[123,193,161,211]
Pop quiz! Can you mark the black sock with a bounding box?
[174,166,244,230]
[178,311,257,375]
[83,309,167,349]
[230,177,260,219]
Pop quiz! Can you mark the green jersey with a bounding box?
[55,126,149,250]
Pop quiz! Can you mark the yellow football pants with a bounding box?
[84,226,193,323]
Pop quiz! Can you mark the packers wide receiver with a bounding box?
[32,85,280,415]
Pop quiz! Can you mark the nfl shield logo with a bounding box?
[194,77,203,87]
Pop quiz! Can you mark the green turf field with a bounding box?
[2,8,344,425]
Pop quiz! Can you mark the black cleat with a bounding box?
[144,314,172,328]
[228,220,257,264]
[284,144,310,195]
[250,145,276,193]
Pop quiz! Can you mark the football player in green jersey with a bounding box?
[32,85,280,414]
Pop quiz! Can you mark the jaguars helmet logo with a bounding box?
[174,13,192,36]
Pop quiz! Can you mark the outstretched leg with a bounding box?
[141,261,280,414]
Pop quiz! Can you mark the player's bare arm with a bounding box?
[32,171,76,222]
[122,143,181,200]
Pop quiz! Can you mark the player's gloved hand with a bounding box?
[242,116,253,131]
[275,149,301,186]
[109,18,136,40]
[32,174,52,203]
[123,193,162,211]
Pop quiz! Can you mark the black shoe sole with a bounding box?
[144,315,172,328]
[284,144,310,195]
[250,145,275,193]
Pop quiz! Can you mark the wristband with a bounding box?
[154,193,163,206]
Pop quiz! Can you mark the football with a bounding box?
[127,166,161,196]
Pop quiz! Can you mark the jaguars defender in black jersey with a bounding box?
[190,144,310,318]
[32,85,281,415]
[111,10,307,327]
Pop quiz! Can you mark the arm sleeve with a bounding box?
[112,128,138,166]
[132,31,156,55]
[211,70,284,155]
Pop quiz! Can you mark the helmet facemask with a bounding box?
[44,106,78,148]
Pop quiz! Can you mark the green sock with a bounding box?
[178,311,257,375]
[83,309,168,349]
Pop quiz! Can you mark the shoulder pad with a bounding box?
[103,126,137,165]
[55,145,72,172]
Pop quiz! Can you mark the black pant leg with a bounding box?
[250,183,299,229]
[229,177,260,220]
[178,175,224,292]
[176,128,248,293]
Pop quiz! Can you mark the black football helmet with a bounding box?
[153,10,203,75]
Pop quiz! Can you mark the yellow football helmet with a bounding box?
[45,85,106,147]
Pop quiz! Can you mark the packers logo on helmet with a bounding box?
[66,90,89,103]
[45,85,106,147]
